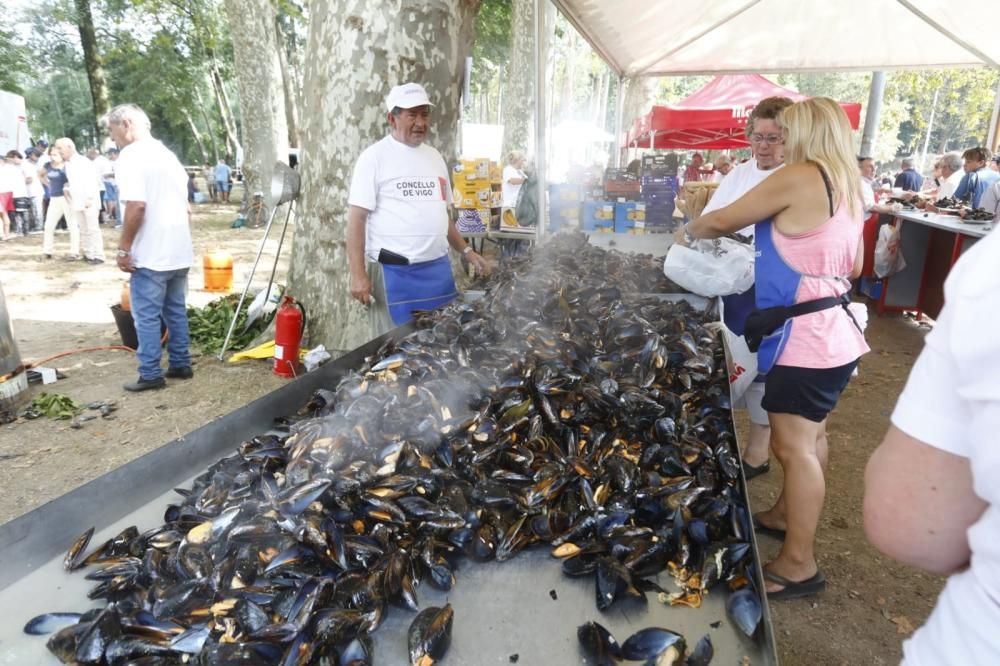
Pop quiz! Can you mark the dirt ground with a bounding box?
[0,209,940,664]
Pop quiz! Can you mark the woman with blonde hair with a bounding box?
[678,97,869,599]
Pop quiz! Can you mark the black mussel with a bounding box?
[726,587,762,637]
[153,579,211,618]
[171,624,210,653]
[595,556,642,611]
[276,477,331,515]
[698,544,727,591]
[408,604,454,666]
[687,634,714,666]
[104,636,178,663]
[64,527,95,571]
[341,635,374,665]
[620,627,686,663]
[398,496,464,529]
[75,608,122,664]
[24,612,83,636]
[495,513,531,562]
[464,523,496,562]
[314,608,370,644]
[47,622,90,662]
[235,599,271,635]
[577,621,622,665]
[84,526,141,566]
[562,551,600,577]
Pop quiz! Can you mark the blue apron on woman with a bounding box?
[381,255,458,326]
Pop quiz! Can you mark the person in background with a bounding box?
[711,154,733,182]
[949,147,1000,209]
[187,172,198,203]
[502,150,527,209]
[682,97,868,599]
[0,151,17,240]
[970,179,1000,222]
[346,82,490,339]
[683,152,705,183]
[22,149,44,233]
[203,163,217,202]
[87,148,110,224]
[40,146,78,260]
[894,156,924,192]
[990,155,1000,172]
[57,137,105,263]
[4,151,30,235]
[858,156,901,215]
[698,95,794,481]
[863,229,1000,664]
[102,148,121,228]
[934,152,966,200]
[214,157,232,203]
[107,103,194,392]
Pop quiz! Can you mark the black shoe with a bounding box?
[123,376,166,392]
[86,258,105,265]
[742,460,771,480]
[165,366,193,379]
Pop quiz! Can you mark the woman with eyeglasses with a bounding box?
[681,97,870,600]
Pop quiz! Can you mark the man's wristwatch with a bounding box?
[462,246,473,255]
[117,249,130,258]
[683,229,695,244]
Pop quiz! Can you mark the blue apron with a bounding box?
[753,219,803,374]
[381,255,458,326]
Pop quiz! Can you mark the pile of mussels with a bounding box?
[26,233,762,665]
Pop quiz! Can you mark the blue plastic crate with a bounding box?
[581,201,616,232]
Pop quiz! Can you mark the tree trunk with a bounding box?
[501,0,533,158]
[224,0,289,201]
[73,0,109,137]
[209,61,241,159]
[596,70,609,130]
[184,110,209,164]
[275,16,302,149]
[623,77,656,135]
[195,86,220,162]
[288,0,480,354]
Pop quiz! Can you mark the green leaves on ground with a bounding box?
[187,293,272,355]
[28,393,82,420]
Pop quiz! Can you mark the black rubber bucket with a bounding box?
[111,304,139,349]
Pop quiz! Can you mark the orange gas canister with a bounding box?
[203,250,234,292]
[274,296,306,378]
[121,282,131,311]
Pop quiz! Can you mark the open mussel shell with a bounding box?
[24,612,83,636]
[577,621,622,665]
[620,626,686,663]
[408,604,454,666]
[63,527,94,571]
[726,587,762,637]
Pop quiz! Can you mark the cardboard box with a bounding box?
[582,201,615,232]
[500,207,536,231]
[614,202,647,234]
[489,190,502,208]
[453,185,492,209]
[550,184,582,203]
[454,159,490,180]
[456,208,490,233]
[490,162,503,184]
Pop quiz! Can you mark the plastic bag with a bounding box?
[663,238,755,297]
[874,223,906,278]
[717,323,757,401]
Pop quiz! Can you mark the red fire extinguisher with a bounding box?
[274,296,306,378]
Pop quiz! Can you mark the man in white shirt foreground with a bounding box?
[347,82,489,340]
[56,137,105,263]
[107,103,194,392]
[864,227,1000,665]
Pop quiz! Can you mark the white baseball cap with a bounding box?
[385,82,434,111]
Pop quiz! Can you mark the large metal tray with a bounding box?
[0,295,777,665]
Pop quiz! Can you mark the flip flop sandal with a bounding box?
[764,570,827,601]
[742,460,770,480]
[752,515,786,541]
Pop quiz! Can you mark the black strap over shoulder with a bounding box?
[743,293,860,352]
[816,164,834,217]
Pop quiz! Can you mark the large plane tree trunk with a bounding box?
[288,0,480,354]
[74,0,110,138]
[224,0,289,200]
[501,0,533,157]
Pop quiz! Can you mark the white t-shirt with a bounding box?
[860,176,877,213]
[117,137,193,271]
[348,135,451,264]
[0,163,24,196]
[64,154,101,211]
[700,158,784,237]
[892,229,1000,666]
[938,169,965,199]
[22,161,43,197]
[710,170,725,183]
[502,165,525,208]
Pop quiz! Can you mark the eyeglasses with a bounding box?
[749,133,784,145]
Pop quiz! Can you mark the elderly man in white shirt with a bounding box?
[56,137,105,263]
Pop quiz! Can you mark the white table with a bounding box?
[878,209,990,318]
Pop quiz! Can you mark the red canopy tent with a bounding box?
[625,74,862,151]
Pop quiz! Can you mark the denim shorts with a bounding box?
[762,360,858,422]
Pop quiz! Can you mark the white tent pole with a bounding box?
[920,88,939,173]
[534,0,548,235]
[860,71,886,158]
[896,0,1000,68]
[613,75,625,167]
[987,74,1000,152]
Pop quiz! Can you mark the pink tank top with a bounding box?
[772,200,871,368]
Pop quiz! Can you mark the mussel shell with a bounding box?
[63,527,95,571]
[408,604,454,666]
[620,626,686,661]
[577,621,622,665]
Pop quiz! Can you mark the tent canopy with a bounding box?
[552,0,1000,77]
[627,74,863,150]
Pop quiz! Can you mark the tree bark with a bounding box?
[209,60,241,159]
[224,0,289,200]
[195,86,220,162]
[501,0,533,158]
[275,16,302,149]
[73,0,110,137]
[288,0,480,354]
[623,77,656,134]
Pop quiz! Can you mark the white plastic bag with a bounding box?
[723,326,758,401]
[663,238,755,297]
[874,224,906,278]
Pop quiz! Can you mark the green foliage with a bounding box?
[187,293,272,354]
[0,26,30,94]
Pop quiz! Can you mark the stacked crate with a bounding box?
[641,154,679,230]
[548,184,582,232]
[453,159,502,233]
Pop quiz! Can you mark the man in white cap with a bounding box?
[347,82,489,338]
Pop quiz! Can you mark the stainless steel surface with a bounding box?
[585,231,675,255]
[894,209,991,237]
[0,295,777,665]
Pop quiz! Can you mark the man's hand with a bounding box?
[351,272,372,305]
[116,252,135,273]
[466,250,491,276]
